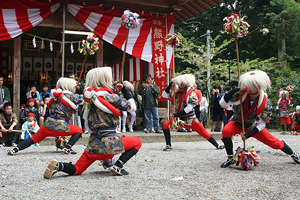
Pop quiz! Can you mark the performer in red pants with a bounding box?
[44,67,142,178]
[8,78,83,155]
[291,106,300,131]
[219,70,300,168]
[161,74,224,151]
[276,90,292,135]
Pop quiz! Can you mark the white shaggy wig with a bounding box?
[239,70,271,94]
[123,81,134,93]
[56,77,77,93]
[296,105,300,111]
[85,67,112,89]
[173,74,195,88]
[279,90,289,98]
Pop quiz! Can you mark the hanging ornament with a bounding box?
[70,42,74,53]
[121,10,140,29]
[79,35,99,55]
[223,13,250,38]
[165,33,181,48]
[33,36,36,48]
[50,41,53,52]
[287,85,294,92]
[41,39,45,49]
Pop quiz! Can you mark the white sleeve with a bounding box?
[184,103,194,113]
[220,96,230,109]
[256,117,266,132]
[162,91,169,99]
[276,99,280,110]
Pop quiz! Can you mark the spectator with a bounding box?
[39,95,50,126]
[0,102,18,147]
[211,85,225,132]
[138,74,162,133]
[68,73,84,94]
[121,81,136,133]
[26,84,40,108]
[40,83,51,104]
[194,84,202,121]
[199,90,209,128]
[0,75,11,113]
[21,98,39,124]
[21,112,40,145]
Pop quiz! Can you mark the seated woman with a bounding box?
[0,102,19,147]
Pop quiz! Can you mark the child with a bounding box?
[0,102,19,147]
[21,112,40,146]
[40,83,51,104]
[21,98,39,124]
[39,95,50,126]
[26,84,40,108]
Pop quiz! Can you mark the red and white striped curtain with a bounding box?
[113,63,123,82]
[67,3,153,63]
[128,57,143,82]
[0,0,61,41]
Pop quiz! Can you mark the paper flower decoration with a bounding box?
[121,10,140,29]
[169,117,185,130]
[165,33,181,48]
[223,13,250,38]
[79,35,99,55]
[287,85,294,92]
[233,147,260,170]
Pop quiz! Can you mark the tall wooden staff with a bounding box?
[223,13,250,150]
[119,10,140,83]
[78,35,100,81]
[165,33,181,115]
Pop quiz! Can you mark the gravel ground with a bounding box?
[0,134,300,200]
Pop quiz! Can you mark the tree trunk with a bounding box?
[278,24,287,68]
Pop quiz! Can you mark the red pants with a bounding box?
[280,117,291,126]
[223,121,284,150]
[292,125,300,131]
[163,119,211,140]
[74,136,142,175]
[31,125,82,144]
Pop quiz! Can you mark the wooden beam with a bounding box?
[183,2,201,16]
[175,12,185,22]
[189,1,206,12]
[96,38,104,67]
[197,0,214,10]
[13,36,21,118]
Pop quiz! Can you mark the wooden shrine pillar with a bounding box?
[96,38,103,67]
[13,36,21,118]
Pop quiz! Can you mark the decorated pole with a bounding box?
[223,13,250,149]
[223,13,260,170]
[119,10,140,83]
[165,33,181,115]
[78,35,100,81]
